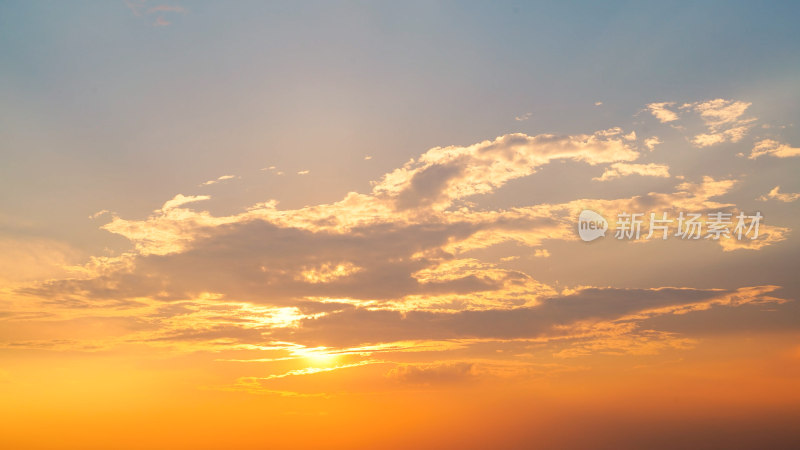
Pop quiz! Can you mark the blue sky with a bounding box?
[2,2,798,246]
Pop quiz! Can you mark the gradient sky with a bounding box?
[2,1,800,449]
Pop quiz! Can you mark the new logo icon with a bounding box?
[578,209,608,242]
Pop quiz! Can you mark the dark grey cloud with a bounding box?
[270,286,780,347]
[395,161,466,210]
[21,218,547,306]
[387,362,477,385]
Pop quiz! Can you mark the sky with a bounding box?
[1,1,800,448]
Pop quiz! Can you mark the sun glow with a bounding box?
[294,346,339,365]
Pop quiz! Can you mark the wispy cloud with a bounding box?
[201,175,237,186]
[644,136,662,151]
[514,112,532,121]
[372,128,639,211]
[256,359,381,380]
[89,209,110,219]
[593,162,670,181]
[125,0,186,26]
[647,99,758,147]
[646,102,679,123]
[160,193,210,211]
[748,139,800,159]
[533,249,550,258]
[685,99,756,147]
[273,286,784,347]
[153,16,171,27]
[717,224,790,251]
[7,101,795,390]
[758,186,800,202]
[387,362,476,385]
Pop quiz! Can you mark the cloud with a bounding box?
[124,0,149,16]
[18,151,770,333]
[125,1,186,27]
[10,112,794,363]
[237,360,380,382]
[644,136,662,151]
[758,186,800,203]
[684,99,756,147]
[89,222,541,307]
[717,224,790,251]
[89,209,110,219]
[297,170,310,175]
[101,194,221,255]
[273,286,784,347]
[300,262,363,284]
[29,170,760,310]
[160,194,211,211]
[90,129,642,258]
[201,175,236,186]
[748,139,800,159]
[691,127,751,147]
[646,102,679,123]
[550,328,697,359]
[647,99,757,147]
[515,112,532,121]
[689,99,752,130]
[387,362,477,385]
[373,130,639,211]
[593,163,670,181]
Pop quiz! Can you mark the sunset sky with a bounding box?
[2,1,800,448]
